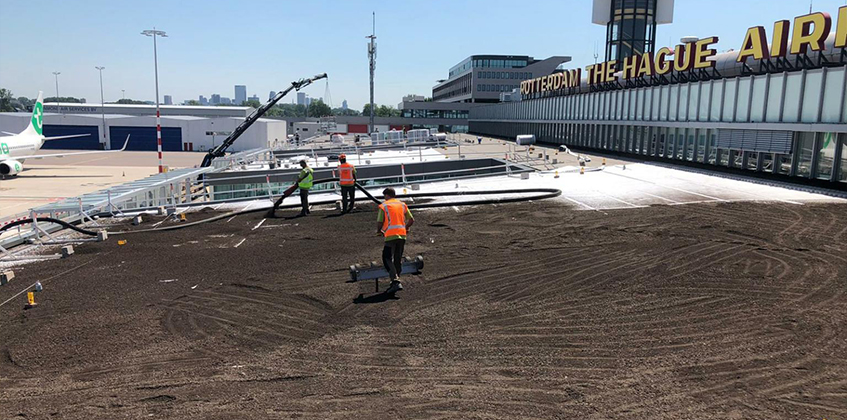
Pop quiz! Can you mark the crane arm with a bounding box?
[200,73,328,167]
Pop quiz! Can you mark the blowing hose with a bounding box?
[0,217,100,236]
[110,177,560,235]
[2,178,561,237]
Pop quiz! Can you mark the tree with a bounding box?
[45,96,84,103]
[377,105,400,117]
[307,99,332,117]
[115,98,147,105]
[332,107,359,116]
[362,103,400,117]
[185,100,201,106]
[243,99,261,108]
[0,88,14,112]
[16,96,34,108]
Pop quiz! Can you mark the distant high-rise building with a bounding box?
[234,85,247,105]
[199,95,208,105]
[269,91,276,100]
[306,97,313,106]
[211,94,221,105]
[342,100,348,110]
[163,95,173,105]
[248,94,260,103]
[297,92,307,106]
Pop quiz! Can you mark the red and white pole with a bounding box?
[153,30,163,173]
[156,108,163,173]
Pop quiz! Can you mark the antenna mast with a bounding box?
[367,12,376,134]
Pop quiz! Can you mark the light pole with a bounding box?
[366,12,376,134]
[95,66,107,148]
[52,71,61,113]
[141,28,167,173]
[121,89,125,100]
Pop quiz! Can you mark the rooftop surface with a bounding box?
[1,197,845,419]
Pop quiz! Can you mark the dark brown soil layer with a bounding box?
[1,201,846,419]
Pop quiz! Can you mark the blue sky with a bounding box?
[1,0,844,110]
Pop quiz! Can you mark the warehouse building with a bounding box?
[0,112,286,152]
[42,103,252,118]
[470,5,847,189]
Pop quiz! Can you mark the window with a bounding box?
[822,68,845,123]
[816,132,838,180]
[776,154,792,175]
[766,74,783,122]
[839,134,847,183]
[747,152,759,170]
[750,76,767,122]
[707,129,717,164]
[735,77,751,122]
[698,83,710,121]
[723,79,737,122]
[710,81,723,122]
[795,132,816,178]
[783,73,802,122]
[801,70,823,122]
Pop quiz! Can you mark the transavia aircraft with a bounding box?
[0,91,129,178]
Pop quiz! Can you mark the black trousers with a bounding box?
[299,188,310,214]
[382,239,405,280]
[341,186,356,212]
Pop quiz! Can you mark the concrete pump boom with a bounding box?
[200,73,328,168]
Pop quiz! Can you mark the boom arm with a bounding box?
[200,73,328,167]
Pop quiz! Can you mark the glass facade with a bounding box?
[401,109,469,119]
[604,0,657,63]
[469,67,847,187]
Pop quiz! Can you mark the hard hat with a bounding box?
[339,153,346,159]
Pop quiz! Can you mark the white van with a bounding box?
[516,134,536,145]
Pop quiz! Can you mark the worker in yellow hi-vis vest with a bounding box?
[295,159,313,217]
[376,187,414,293]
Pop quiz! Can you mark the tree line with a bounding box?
[2,88,403,118]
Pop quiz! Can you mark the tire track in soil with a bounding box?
[3,201,847,419]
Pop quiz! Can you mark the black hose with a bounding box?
[110,178,561,235]
[2,177,560,237]
[0,217,99,236]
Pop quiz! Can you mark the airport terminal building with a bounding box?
[470,6,847,188]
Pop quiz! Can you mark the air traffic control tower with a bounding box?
[592,0,674,63]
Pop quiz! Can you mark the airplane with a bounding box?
[0,91,129,178]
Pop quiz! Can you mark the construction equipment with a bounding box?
[200,73,328,168]
[349,255,424,292]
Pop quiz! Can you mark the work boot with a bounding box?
[386,280,403,294]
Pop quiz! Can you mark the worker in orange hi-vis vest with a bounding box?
[337,154,357,213]
[376,187,414,294]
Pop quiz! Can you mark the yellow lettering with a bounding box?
[693,36,719,69]
[836,6,847,48]
[585,64,597,85]
[655,47,673,75]
[790,12,832,54]
[637,52,654,77]
[552,73,562,90]
[622,55,640,79]
[771,20,790,57]
[738,27,769,62]
[673,43,694,71]
[604,60,618,83]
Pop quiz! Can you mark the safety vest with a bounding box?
[338,162,355,186]
[298,167,314,189]
[379,199,408,238]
